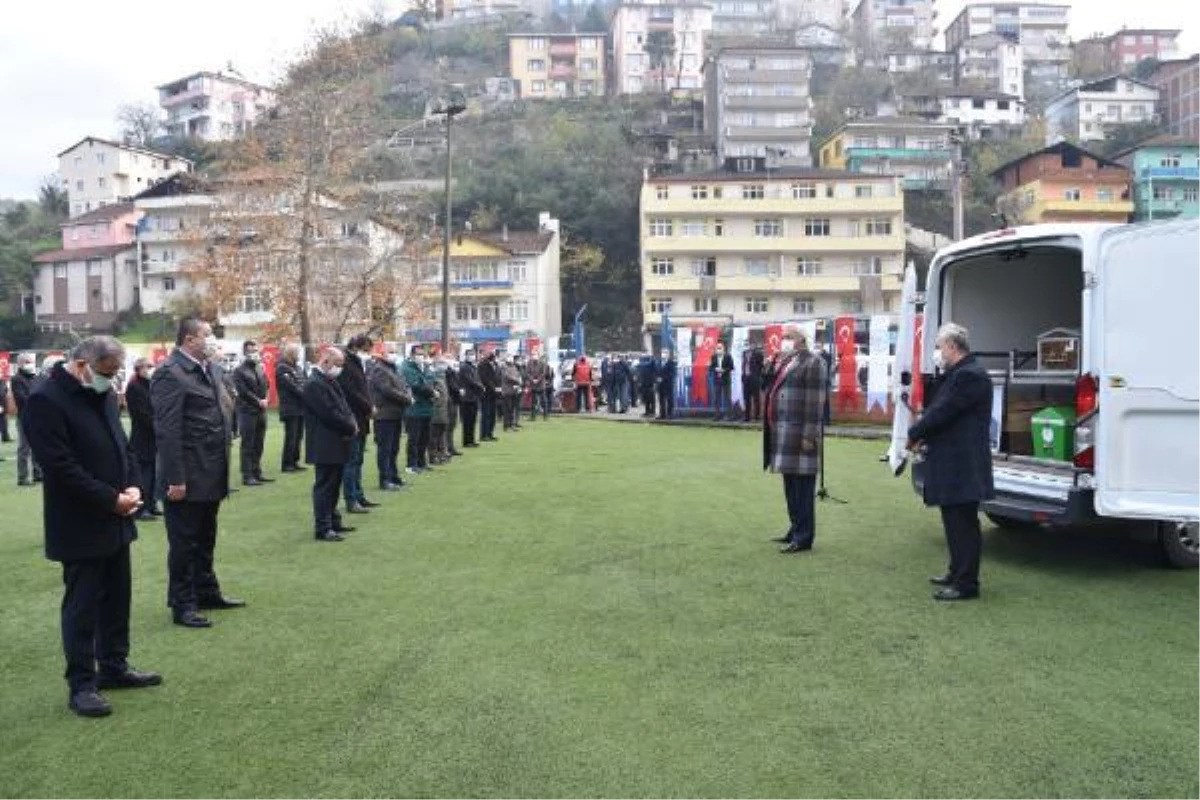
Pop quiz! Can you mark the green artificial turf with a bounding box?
[0,418,1195,798]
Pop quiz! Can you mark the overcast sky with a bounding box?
[0,0,1193,199]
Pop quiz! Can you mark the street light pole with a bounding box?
[436,92,467,353]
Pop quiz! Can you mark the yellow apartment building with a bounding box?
[508,33,607,99]
[639,157,905,336]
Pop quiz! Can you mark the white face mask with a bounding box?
[327,365,343,379]
[245,352,259,363]
[660,352,670,360]
[779,339,796,353]
[20,364,35,374]
[932,349,945,369]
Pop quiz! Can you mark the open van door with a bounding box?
[1093,219,1200,522]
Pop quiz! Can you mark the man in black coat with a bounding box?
[337,335,377,513]
[477,350,502,441]
[25,337,162,717]
[741,346,764,422]
[276,342,307,473]
[367,346,409,491]
[124,358,161,520]
[709,343,735,420]
[303,347,358,541]
[442,354,464,454]
[907,322,994,602]
[152,318,244,628]
[457,349,483,447]
[12,352,42,485]
[655,349,677,420]
[232,339,271,486]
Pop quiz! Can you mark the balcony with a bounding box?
[644,196,904,215]
[643,233,906,254]
[159,86,207,107]
[549,64,577,80]
[549,41,577,56]
[641,273,902,293]
[845,147,952,162]
[1140,166,1200,180]
[723,95,811,110]
[724,69,811,84]
[417,279,514,296]
[725,125,813,140]
[1033,198,1135,219]
[406,324,511,342]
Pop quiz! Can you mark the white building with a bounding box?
[58,137,192,218]
[710,0,774,35]
[158,69,276,141]
[956,32,1024,100]
[778,0,844,29]
[885,50,957,84]
[410,214,563,347]
[848,0,936,51]
[944,3,1070,92]
[1044,75,1161,144]
[131,174,212,316]
[611,2,714,94]
[893,90,1026,138]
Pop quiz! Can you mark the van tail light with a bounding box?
[1074,373,1098,471]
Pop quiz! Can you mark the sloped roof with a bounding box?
[1109,133,1199,161]
[56,136,192,164]
[33,243,135,263]
[471,229,556,254]
[989,140,1128,178]
[62,203,136,226]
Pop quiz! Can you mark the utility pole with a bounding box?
[950,128,965,241]
[433,90,467,352]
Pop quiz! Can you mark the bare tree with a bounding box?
[116,102,162,146]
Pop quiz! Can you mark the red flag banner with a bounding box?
[260,345,280,408]
[764,324,783,357]
[911,313,925,410]
[691,326,720,405]
[526,337,541,356]
[0,351,10,381]
[834,316,860,412]
[371,340,386,357]
[150,345,169,366]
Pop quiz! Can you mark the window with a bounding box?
[681,220,706,237]
[745,297,769,313]
[651,257,675,275]
[163,277,176,292]
[480,301,500,322]
[713,219,725,236]
[792,297,814,315]
[804,218,831,236]
[693,296,719,313]
[744,257,770,275]
[235,286,271,314]
[712,186,723,199]
[529,37,546,50]
[1096,188,1114,202]
[691,257,717,277]
[507,300,530,321]
[796,257,822,276]
[691,185,709,199]
[1064,188,1081,201]
[74,156,82,167]
[76,180,84,191]
[1161,154,1182,168]
[1152,185,1173,200]
[973,98,986,109]
[649,218,673,236]
[854,184,873,198]
[580,37,598,51]
[742,184,764,199]
[840,296,862,313]
[792,183,817,199]
[53,264,67,278]
[97,177,106,189]
[528,59,546,72]
[852,257,883,276]
[1184,187,1199,202]
[997,100,1010,110]
[508,262,528,283]
[753,218,782,237]
[649,297,673,313]
[656,185,669,199]
[96,152,105,165]
[865,217,893,236]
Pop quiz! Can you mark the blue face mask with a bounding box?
[88,369,113,394]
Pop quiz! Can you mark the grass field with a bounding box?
[0,417,1196,798]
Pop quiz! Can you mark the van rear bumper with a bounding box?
[912,461,1100,525]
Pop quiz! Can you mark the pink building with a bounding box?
[159,68,276,141]
[31,204,141,332]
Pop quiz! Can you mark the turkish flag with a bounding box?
[0,351,9,381]
[764,325,783,357]
[526,337,541,355]
[834,316,860,412]
[150,346,169,366]
[911,313,925,410]
[691,325,720,405]
[260,345,280,408]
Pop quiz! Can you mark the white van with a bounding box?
[912,218,1199,567]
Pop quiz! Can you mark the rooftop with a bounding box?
[33,243,135,263]
[61,203,136,227]
[56,136,194,164]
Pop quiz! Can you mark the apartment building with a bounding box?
[704,46,814,166]
[848,0,936,51]
[778,0,844,29]
[993,141,1133,224]
[408,214,562,346]
[884,50,957,84]
[892,90,1026,138]
[31,204,140,332]
[158,69,276,142]
[638,159,904,335]
[1044,75,1160,144]
[509,33,607,98]
[1146,55,1200,141]
[944,3,1070,93]
[817,118,956,190]
[955,32,1024,99]
[1112,135,1199,222]
[1073,29,1182,74]
[611,2,713,94]
[710,0,775,35]
[58,137,192,218]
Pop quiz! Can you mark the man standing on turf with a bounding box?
[25,336,162,717]
[153,317,245,629]
[763,328,827,554]
[907,322,994,602]
[304,347,359,542]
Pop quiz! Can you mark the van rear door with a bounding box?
[1094,219,1200,520]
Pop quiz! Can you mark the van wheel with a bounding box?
[985,512,1038,530]
[1156,520,1199,569]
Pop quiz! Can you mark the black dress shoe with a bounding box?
[243,478,262,486]
[172,610,212,628]
[315,530,345,541]
[933,587,980,601]
[332,524,356,533]
[198,596,246,610]
[255,475,275,483]
[97,668,162,690]
[359,499,380,508]
[779,542,813,554]
[929,574,953,586]
[69,689,112,718]
[346,504,369,514]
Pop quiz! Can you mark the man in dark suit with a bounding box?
[457,349,483,447]
[152,318,244,629]
[655,349,677,420]
[276,342,307,473]
[367,346,409,491]
[477,349,501,441]
[709,343,735,421]
[232,340,271,486]
[337,335,377,513]
[25,336,162,717]
[303,347,358,541]
[12,352,42,485]
[762,329,828,554]
[907,322,994,601]
[741,346,765,422]
[124,358,161,520]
